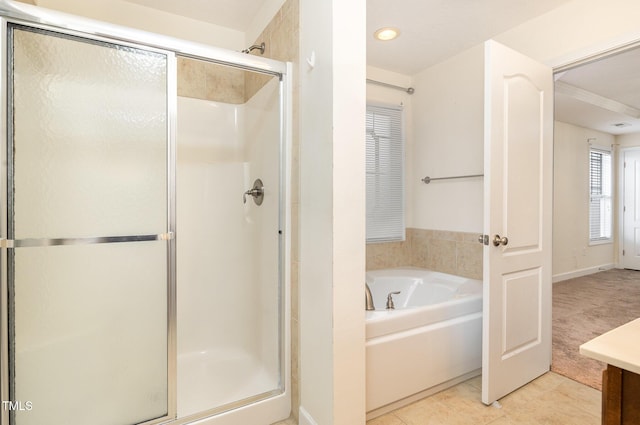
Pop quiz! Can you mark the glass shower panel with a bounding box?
[11,26,167,239]
[9,25,170,425]
[176,64,283,419]
[12,243,167,425]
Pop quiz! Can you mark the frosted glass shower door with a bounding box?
[7,25,172,425]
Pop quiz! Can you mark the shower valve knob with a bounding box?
[243,179,264,205]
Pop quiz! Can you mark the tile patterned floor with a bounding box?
[272,372,601,425]
[368,372,600,425]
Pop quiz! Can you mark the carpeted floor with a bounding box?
[552,268,640,390]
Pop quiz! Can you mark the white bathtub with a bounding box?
[366,268,483,416]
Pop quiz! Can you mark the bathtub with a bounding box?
[365,268,483,416]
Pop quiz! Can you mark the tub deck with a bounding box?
[365,268,483,416]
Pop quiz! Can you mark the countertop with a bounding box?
[580,317,640,375]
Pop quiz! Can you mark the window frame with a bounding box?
[588,145,613,245]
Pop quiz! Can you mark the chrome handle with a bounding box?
[492,234,508,247]
[243,178,264,205]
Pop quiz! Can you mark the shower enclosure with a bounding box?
[0,2,291,425]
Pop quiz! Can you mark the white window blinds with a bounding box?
[366,104,404,242]
[589,148,612,242]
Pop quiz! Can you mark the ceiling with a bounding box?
[125,0,264,32]
[366,0,575,75]
[125,0,640,136]
[554,48,640,135]
[126,0,574,75]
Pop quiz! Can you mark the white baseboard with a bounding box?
[552,263,615,283]
[299,407,318,425]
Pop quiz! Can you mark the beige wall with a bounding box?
[553,121,616,280]
[618,132,640,148]
[410,44,485,234]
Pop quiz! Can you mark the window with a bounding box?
[589,147,612,243]
[366,103,404,242]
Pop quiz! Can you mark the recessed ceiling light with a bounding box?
[612,122,631,128]
[374,27,400,41]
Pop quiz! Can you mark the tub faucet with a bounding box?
[386,291,401,310]
[365,283,375,311]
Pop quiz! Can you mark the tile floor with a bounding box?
[273,418,298,425]
[273,372,601,425]
[368,372,600,425]
[272,418,298,425]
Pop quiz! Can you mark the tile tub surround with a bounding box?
[366,228,483,280]
[177,58,245,104]
[177,0,299,105]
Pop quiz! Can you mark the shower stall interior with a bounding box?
[0,1,291,425]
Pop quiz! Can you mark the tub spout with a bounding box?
[386,291,401,310]
[365,283,375,311]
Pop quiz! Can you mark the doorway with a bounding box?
[552,43,640,388]
[622,148,640,269]
[553,45,640,279]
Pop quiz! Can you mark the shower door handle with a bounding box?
[243,179,264,205]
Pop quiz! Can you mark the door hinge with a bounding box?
[623,249,626,256]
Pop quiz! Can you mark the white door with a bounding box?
[623,149,640,270]
[482,40,553,405]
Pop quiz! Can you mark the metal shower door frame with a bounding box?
[0,1,291,424]
[0,18,179,425]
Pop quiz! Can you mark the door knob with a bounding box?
[492,234,508,247]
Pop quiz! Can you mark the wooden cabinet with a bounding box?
[602,365,640,425]
[580,319,640,425]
